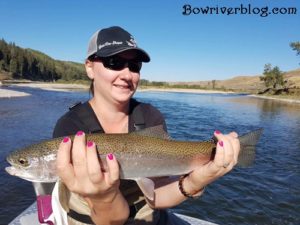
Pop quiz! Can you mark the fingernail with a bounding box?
[63,137,69,143]
[219,141,224,147]
[87,141,94,148]
[108,153,114,160]
[76,131,84,136]
[215,130,221,134]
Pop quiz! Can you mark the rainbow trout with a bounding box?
[6,125,262,182]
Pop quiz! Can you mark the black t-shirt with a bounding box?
[52,99,167,138]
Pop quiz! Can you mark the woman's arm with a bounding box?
[57,131,129,225]
[148,130,240,209]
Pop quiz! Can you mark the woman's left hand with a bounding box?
[187,130,240,192]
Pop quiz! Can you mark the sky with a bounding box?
[0,0,299,82]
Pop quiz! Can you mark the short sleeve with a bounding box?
[52,114,83,138]
[142,103,168,132]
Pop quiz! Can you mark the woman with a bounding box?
[52,26,240,225]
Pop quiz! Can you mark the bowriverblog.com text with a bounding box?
[182,4,297,17]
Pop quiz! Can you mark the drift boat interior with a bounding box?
[9,203,217,225]
[8,183,217,225]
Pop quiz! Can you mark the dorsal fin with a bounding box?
[132,125,171,140]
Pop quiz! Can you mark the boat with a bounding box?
[8,184,218,225]
[9,202,217,225]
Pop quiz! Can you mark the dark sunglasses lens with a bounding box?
[103,57,125,70]
[128,62,142,73]
[102,57,142,73]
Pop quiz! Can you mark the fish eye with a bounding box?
[18,158,29,166]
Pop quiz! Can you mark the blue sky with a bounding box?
[0,0,299,81]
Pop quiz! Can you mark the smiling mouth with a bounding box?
[114,84,133,90]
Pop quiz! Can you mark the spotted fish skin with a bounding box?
[5,126,262,182]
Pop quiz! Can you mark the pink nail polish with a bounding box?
[76,131,84,136]
[63,137,69,143]
[215,130,221,134]
[87,141,94,148]
[108,153,114,160]
[219,141,224,147]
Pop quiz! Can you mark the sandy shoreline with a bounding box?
[10,83,89,91]
[0,82,89,98]
[0,88,31,98]
[0,82,299,104]
[249,94,300,104]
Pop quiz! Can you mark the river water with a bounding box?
[0,86,299,225]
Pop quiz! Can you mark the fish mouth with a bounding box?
[5,166,19,177]
[6,155,20,168]
[5,166,40,182]
[5,165,58,183]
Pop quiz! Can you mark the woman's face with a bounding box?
[86,50,141,105]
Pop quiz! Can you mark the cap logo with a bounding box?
[127,37,137,47]
[99,41,123,50]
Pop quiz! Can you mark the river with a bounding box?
[0,86,299,225]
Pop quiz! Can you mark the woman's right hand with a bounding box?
[56,131,121,203]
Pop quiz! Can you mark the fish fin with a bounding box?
[135,178,155,201]
[133,125,171,140]
[238,128,263,167]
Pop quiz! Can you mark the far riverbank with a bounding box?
[0,82,89,98]
[1,82,299,104]
[138,87,234,94]
[250,94,300,104]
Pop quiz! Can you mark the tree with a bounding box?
[9,58,19,77]
[290,42,300,64]
[0,60,5,70]
[290,42,300,55]
[212,80,216,89]
[0,39,10,71]
[139,79,150,86]
[260,64,284,89]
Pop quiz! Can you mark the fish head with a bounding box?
[5,143,58,183]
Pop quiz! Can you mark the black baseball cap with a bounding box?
[87,26,150,62]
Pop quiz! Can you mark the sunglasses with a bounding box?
[92,55,142,73]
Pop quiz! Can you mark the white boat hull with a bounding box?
[9,202,218,225]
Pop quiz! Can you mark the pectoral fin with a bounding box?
[135,178,155,201]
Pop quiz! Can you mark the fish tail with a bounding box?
[237,129,263,167]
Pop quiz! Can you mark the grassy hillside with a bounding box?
[169,68,300,93]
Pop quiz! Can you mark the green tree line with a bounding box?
[0,38,87,81]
